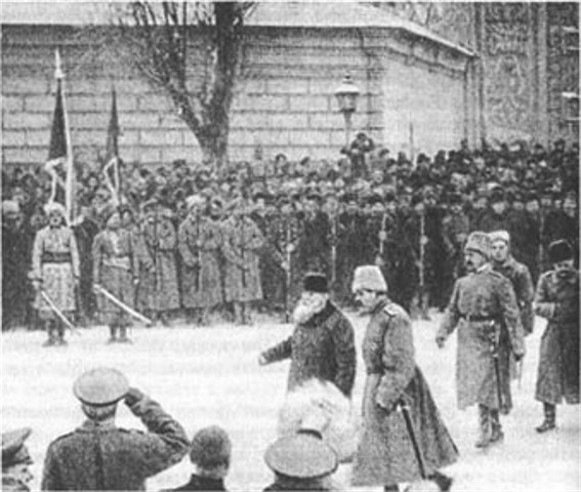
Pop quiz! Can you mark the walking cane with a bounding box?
[398,399,427,479]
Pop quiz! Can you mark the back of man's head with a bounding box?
[190,426,232,473]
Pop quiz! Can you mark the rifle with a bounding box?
[330,215,337,285]
[284,220,292,323]
[195,210,201,292]
[538,209,545,272]
[240,213,247,289]
[418,210,426,311]
[379,213,387,257]
[488,320,505,412]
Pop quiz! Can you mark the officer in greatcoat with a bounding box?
[41,367,189,490]
[351,266,458,491]
[2,428,34,491]
[437,232,524,449]
[31,202,80,347]
[489,230,535,336]
[92,208,138,343]
[136,199,180,325]
[178,195,223,325]
[222,200,265,325]
[533,240,579,433]
[259,273,356,398]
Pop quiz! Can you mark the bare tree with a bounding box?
[112,1,254,168]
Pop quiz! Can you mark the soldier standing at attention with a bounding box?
[92,209,138,343]
[489,230,535,336]
[436,232,524,449]
[533,240,579,433]
[41,367,189,490]
[31,202,80,347]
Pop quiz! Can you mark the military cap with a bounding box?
[548,240,573,263]
[306,192,322,203]
[44,201,66,217]
[489,187,506,203]
[2,428,32,467]
[464,231,492,259]
[367,194,384,206]
[447,192,463,206]
[264,433,338,479]
[340,192,357,204]
[524,191,539,203]
[73,367,129,406]
[2,200,20,215]
[303,272,328,294]
[352,265,388,293]
[489,230,510,244]
[185,194,206,210]
[190,426,232,469]
[411,192,424,207]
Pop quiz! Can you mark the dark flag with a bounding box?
[103,86,122,204]
[45,49,75,222]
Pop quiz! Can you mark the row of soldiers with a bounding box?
[2,182,579,339]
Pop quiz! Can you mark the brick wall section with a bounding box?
[2,25,468,167]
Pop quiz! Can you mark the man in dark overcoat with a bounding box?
[533,240,579,433]
[350,266,458,491]
[259,273,356,398]
[41,367,188,490]
[437,232,524,449]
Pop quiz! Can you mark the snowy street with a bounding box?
[2,312,579,491]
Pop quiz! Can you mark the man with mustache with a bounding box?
[436,232,524,449]
[259,273,356,398]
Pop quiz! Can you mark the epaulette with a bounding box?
[382,303,400,318]
[50,431,76,444]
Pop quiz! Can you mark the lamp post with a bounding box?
[334,73,360,148]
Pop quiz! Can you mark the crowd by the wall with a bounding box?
[2,135,579,330]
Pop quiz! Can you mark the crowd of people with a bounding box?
[2,135,579,334]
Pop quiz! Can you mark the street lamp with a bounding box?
[334,73,360,148]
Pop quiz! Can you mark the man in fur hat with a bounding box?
[42,367,188,490]
[259,273,356,398]
[533,240,579,433]
[437,232,524,449]
[351,265,457,491]
[31,202,80,346]
[92,208,138,343]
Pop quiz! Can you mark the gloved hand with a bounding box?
[124,387,144,406]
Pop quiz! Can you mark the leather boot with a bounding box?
[489,409,504,443]
[536,403,556,433]
[475,404,491,448]
[42,321,57,347]
[429,471,454,491]
[107,325,118,344]
[118,326,132,344]
[56,324,67,346]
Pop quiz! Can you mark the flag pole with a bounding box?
[56,49,75,225]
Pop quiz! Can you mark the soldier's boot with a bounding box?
[242,303,253,325]
[536,402,556,433]
[475,404,492,448]
[42,321,57,347]
[429,471,454,491]
[233,303,244,325]
[383,484,399,491]
[118,326,133,344]
[159,311,170,327]
[489,409,504,443]
[107,325,118,344]
[420,292,431,320]
[56,323,67,346]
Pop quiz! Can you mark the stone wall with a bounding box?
[2,24,468,167]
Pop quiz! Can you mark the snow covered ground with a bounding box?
[2,312,579,491]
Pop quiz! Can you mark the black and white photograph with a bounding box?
[1,1,579,491]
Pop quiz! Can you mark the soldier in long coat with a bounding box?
[437,232,524,449]
[222,201,265,325]
[92,209,138,343]
[41,368,188,490]
[259,273,356,398]
[178,196,223,325]
[489,231,535,336]
[136,200,180,325]
[533,240,579,433]
[351,266,458,491]
[31,202,80,346]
